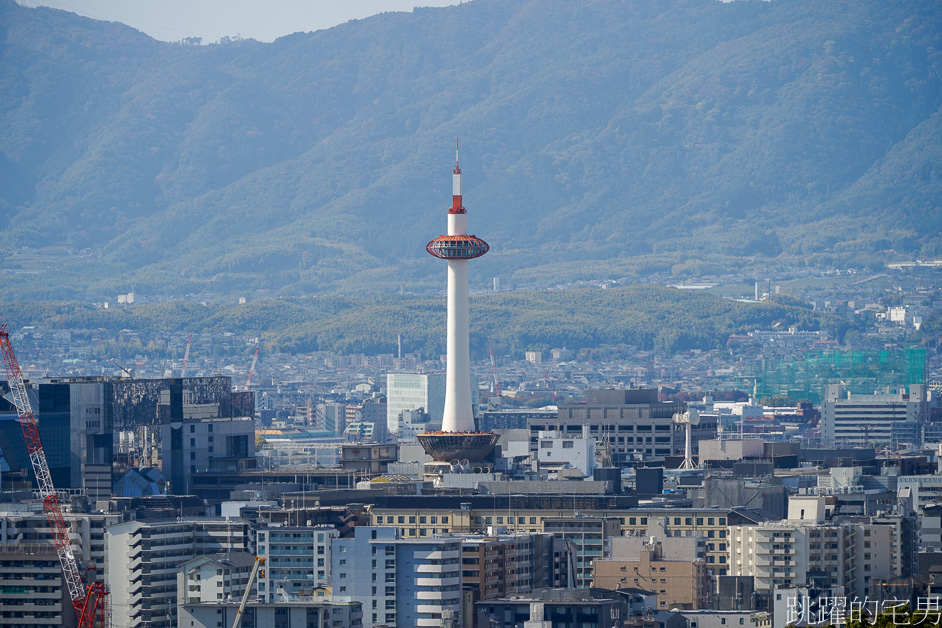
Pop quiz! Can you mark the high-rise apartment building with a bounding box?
[0,542,74,627]
[728,498,904,599]
[106,518,250,628]
[256,525,338,602]
[0,508,121,584]
[331,526,461,628]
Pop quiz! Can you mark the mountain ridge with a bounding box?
[0,0,939,299]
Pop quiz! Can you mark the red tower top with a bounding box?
[449,139,465,215]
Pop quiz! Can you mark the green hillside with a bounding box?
[0,0,940,299]
[0,286,853,357]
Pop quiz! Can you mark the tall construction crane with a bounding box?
[489,346,501,397]
[0,325,109,628]
[181,332,193,377]
[244,344,260,392]
[231,556,266,628]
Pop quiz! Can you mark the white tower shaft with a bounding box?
[443,258,473,432]
[443,165,473,432]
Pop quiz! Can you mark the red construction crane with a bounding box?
[244,344,260,392]
[0,324,109,628]
[181,332,193,377]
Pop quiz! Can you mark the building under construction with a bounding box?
[750,348,926,404]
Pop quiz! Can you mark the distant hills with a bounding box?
[0,0,940,300]
[0,286,855,357]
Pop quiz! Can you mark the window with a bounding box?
[442,517,448,524]
[563,441,574,449]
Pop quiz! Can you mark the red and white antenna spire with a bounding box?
[451,138,464,214]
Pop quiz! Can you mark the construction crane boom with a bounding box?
[0,324,108,627]
[489,347,501,397]
[244,344,260,392]
[181,332,193,377]
[232,557,266,628]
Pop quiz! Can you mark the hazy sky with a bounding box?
[18,1,461,43]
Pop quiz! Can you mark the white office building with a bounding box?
[386,373,445,434]
[820,384,928,447]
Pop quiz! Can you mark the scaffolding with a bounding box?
[750,348,926,404]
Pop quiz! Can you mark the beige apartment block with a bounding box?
[593,546,708,609]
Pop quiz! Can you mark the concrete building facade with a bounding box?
[532,389,686,463]
[0,542,74,627]
[820,385,928,447]
[386,373,445,435]
[331,526,461,628]
[256,525,338,602]
[106,518,250,628]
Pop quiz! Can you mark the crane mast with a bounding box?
[181,332,193,377]
[488,346,501,397]
[0,324,108,627]
[232,557,266,628]
[244,344,259,392]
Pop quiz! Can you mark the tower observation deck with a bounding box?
[417,146,499,462]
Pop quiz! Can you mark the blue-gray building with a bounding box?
[331,526,461,628]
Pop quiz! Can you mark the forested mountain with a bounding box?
[1,0,940,299]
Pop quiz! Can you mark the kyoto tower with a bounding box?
[417,144,500,462]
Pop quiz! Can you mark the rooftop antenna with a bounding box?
[672,409,701,470]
